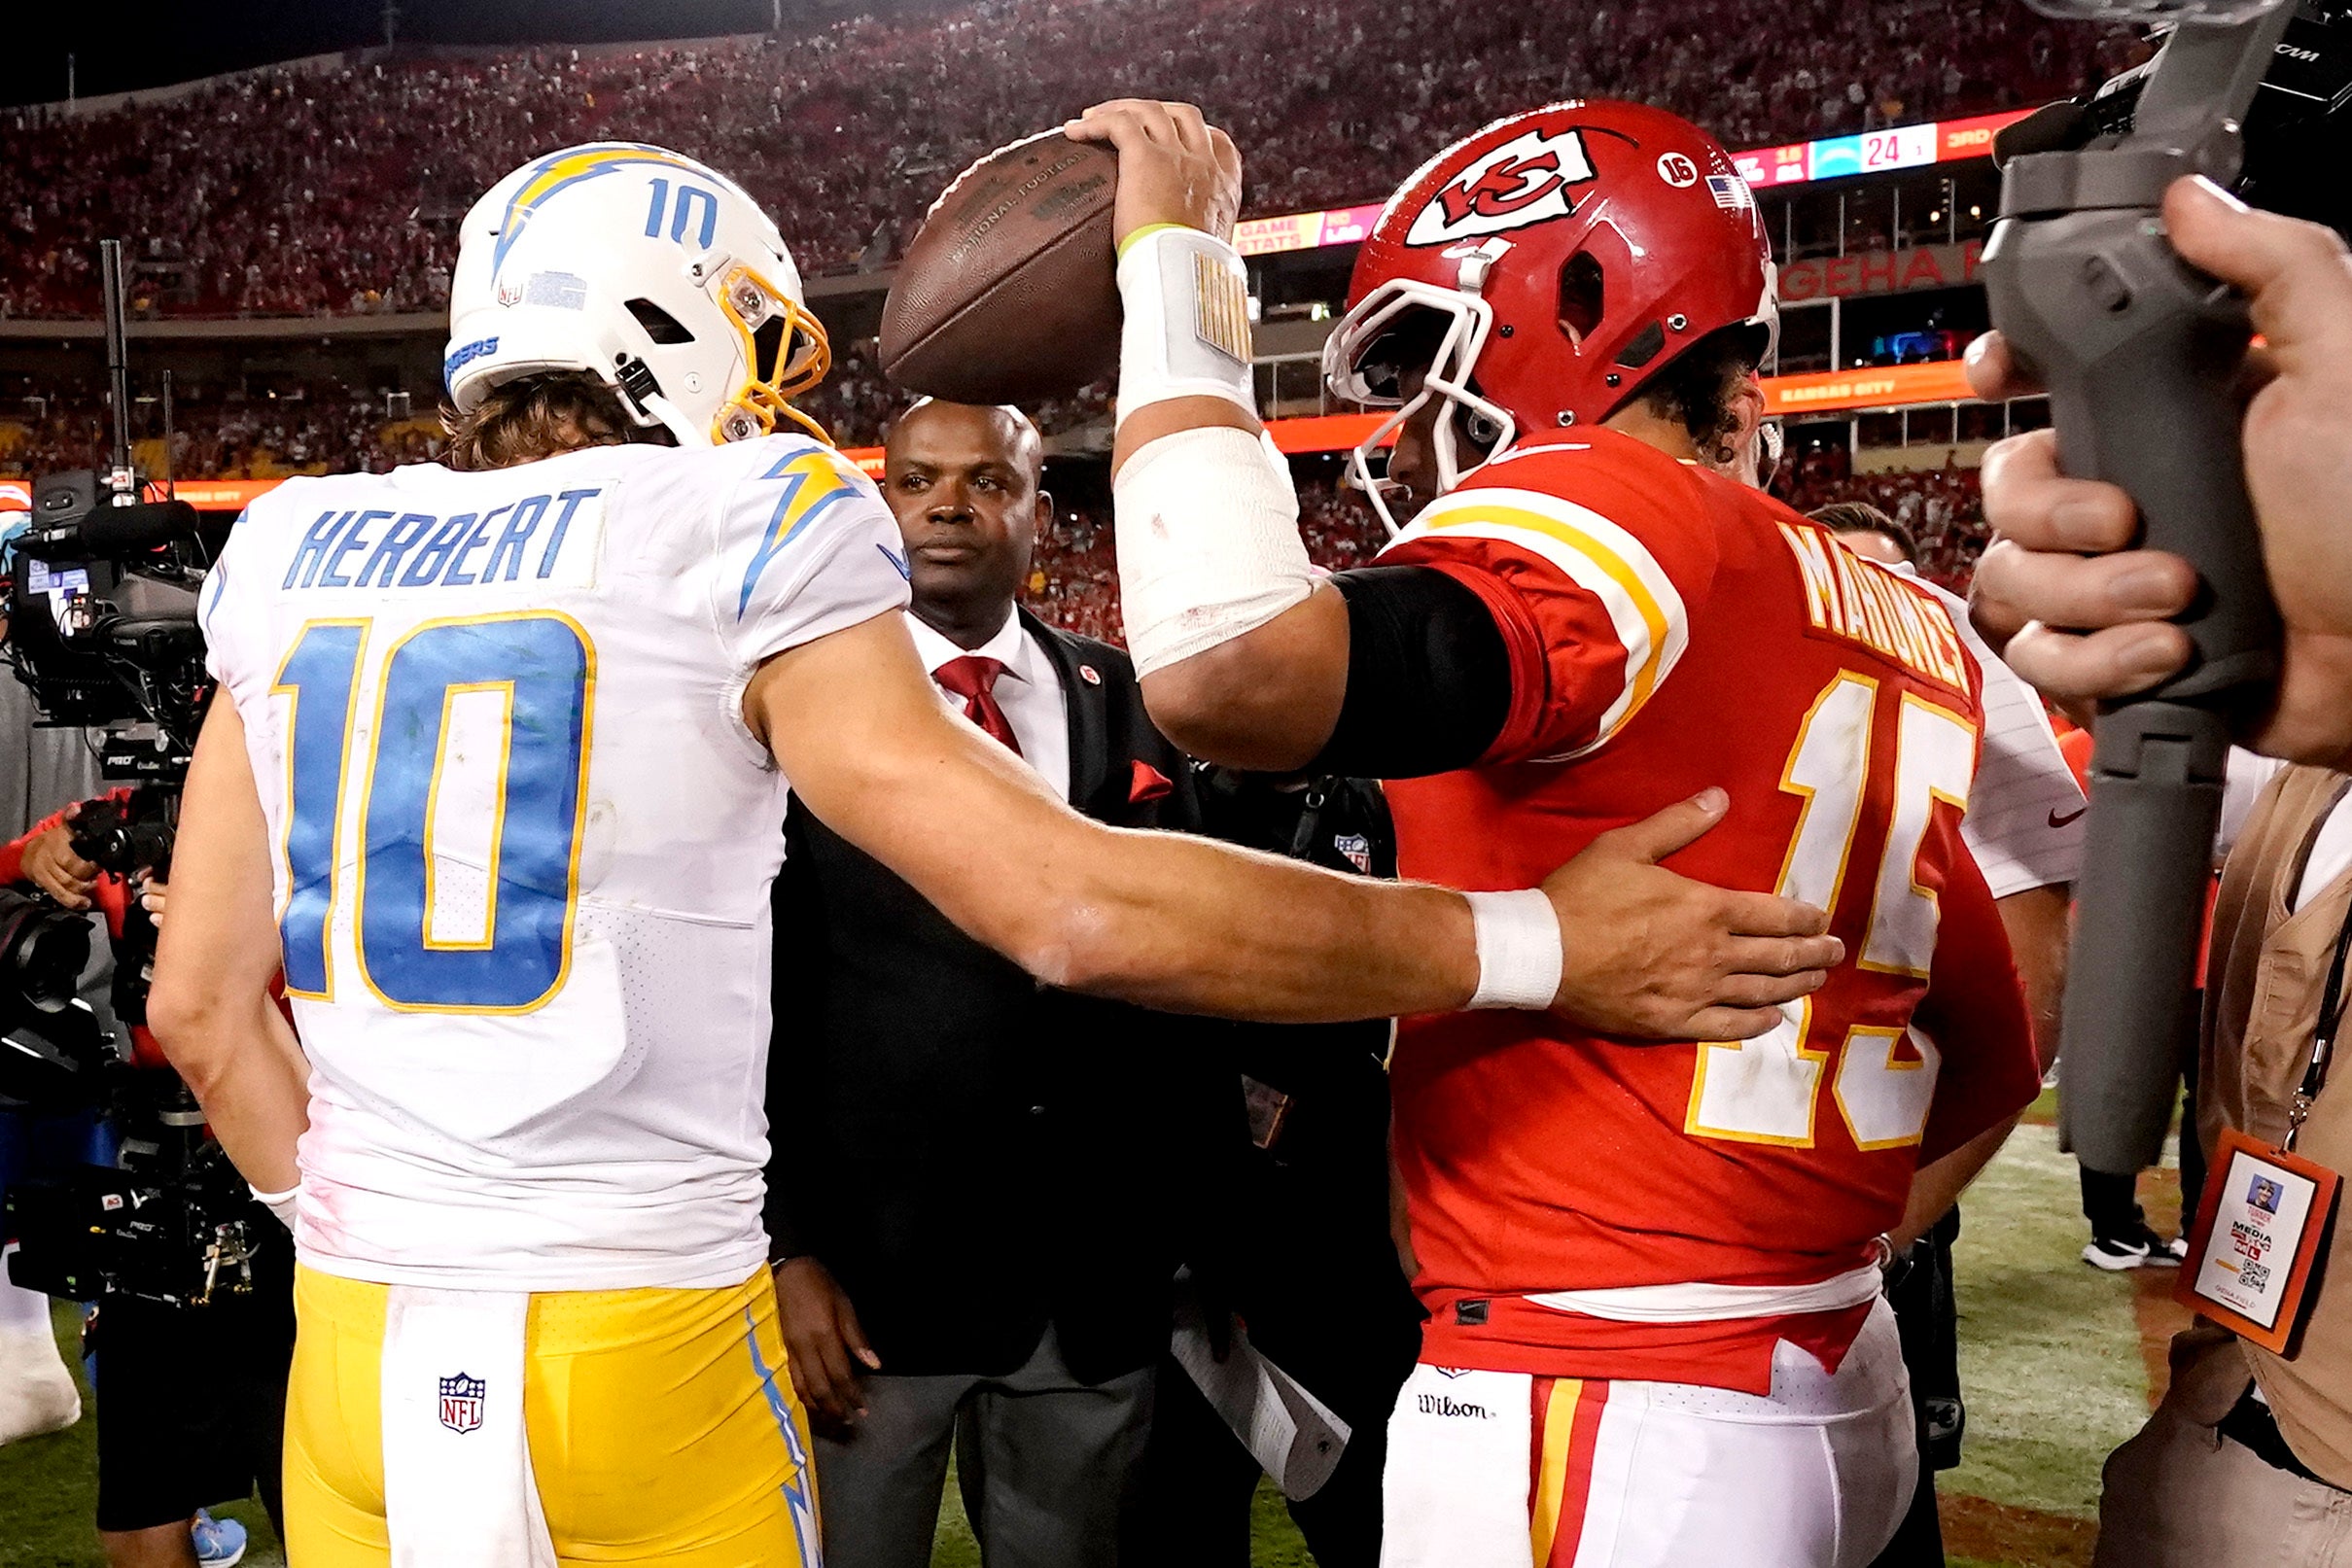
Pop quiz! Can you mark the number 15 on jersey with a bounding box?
[1688,671,1978,1151]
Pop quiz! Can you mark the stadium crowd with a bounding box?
[0,0,2134,320]
[797,338,1112,449]
[0,336,1107,478]
[1772,448,1990,590]
[0,386,439,481]
[0,366,1996,626]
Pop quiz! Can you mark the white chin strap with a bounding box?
[638,390,710,447]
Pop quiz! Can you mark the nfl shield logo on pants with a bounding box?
[439,1373,486,1435]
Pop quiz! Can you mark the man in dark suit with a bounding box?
[765,399,1229,1568]
[1134,769,1422,1568]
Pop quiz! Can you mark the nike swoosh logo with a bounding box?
[2049,806,2087,828]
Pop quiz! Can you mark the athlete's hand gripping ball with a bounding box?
[1064,98,1244,247]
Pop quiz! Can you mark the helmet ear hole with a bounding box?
[625,298,697,345]
[1558,251,1605,347]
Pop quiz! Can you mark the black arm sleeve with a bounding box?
[1309,565,1512,780]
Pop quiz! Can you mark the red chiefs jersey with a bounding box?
[1378,428,2042,1393]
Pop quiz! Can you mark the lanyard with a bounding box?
[2290,875,2352,1153]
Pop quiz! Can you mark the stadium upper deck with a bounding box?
[0,0,2137,321]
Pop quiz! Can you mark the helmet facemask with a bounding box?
[1327,237,1533,535]
[1325,279,1521,535]
[709,262,833,446]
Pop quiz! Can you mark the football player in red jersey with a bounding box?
[1069,98,2043,1566]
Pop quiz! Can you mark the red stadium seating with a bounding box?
[0,0,2136,320]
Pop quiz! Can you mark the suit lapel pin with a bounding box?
[1079,664,1102,685]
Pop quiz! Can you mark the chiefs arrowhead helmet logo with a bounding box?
[1406,127,1597,247]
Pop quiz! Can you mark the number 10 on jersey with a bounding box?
[271,612,595,1013]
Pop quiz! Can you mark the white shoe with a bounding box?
[2082,1224,2186,1272]
[0,1324,83,1444]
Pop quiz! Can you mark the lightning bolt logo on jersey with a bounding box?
[199,434,908,1292]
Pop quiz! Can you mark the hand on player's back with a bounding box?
[1536,788,1843,1042]
[1065,99,1243,246]
[1969,176,2352,768]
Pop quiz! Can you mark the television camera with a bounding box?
[0,239,262,1307]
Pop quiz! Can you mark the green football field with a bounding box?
[0,1108,2174,1567]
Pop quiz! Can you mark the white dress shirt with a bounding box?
[2217,751,2352,913]
[2298,791,2352,914]
[906,608,1072,803]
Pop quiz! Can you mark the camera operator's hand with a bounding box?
[21,811,98,911]
[137,875,167,929]
[1969,176,2352,767]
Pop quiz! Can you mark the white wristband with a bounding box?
[1465,889,1563,1010]
[250,1181,300,1233]
[1113,225,1256,426]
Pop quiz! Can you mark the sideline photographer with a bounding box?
[1971,178,2352,1564]
[0,786,292,1568]
[0,450,291,1565]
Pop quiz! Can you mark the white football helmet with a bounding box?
[445,142,832,447]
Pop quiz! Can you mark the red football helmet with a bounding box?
[1324,100,1778,527]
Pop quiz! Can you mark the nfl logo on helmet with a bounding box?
[439,1373,487,1435]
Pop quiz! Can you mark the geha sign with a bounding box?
[1780,241,1983,303]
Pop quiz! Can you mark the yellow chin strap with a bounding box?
[712,262,836,447]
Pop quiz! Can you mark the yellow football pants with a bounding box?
[285,1264,819,1567]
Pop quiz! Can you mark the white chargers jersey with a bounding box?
[198,435,910,1292]
[1909,570,2086,898]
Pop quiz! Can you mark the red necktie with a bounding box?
[934,654,1023,757]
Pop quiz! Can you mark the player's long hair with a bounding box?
[441,371,676,471]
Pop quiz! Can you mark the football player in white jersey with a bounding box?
[145,144,1848,1568]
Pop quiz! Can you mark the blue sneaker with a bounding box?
[192,1510,247,1568]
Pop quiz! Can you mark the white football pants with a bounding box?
[1381,1296,1915,1568]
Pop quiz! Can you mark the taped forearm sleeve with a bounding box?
[1112,425,1315,678]
[1114,226,1256,427]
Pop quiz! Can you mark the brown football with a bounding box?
[878,130,1121,406]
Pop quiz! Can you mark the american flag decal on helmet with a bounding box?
[1706,174,1754,212]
